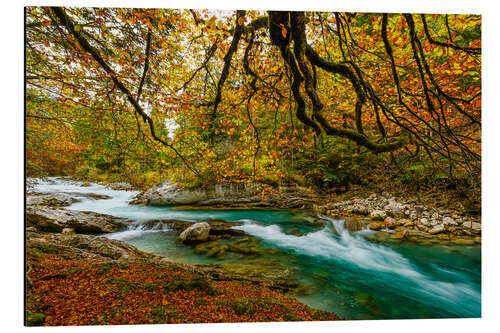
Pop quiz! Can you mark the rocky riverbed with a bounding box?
[128,180,481,246]
[313,192,481,245]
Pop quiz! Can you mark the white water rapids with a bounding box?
[28,177,481,319]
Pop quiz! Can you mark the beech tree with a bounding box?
[26,7,481,189]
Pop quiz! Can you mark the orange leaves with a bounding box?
[26,249,337,326]
[279,24,287,39]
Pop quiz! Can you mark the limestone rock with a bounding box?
[370,210,387,221]
[27,232,150,260]
[384,217,398,229]
[61,227,75,235]
[350,205,370,215]
[442,216,458,226]
[419,218,430,226]
[383,200,405,217]
[132,181,317,209]
[26,206,127,234]
[462,221,481,232]
[429,224,445,235]
[178,222,211,243]
[27,193,76,207]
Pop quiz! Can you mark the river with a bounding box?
[29,177,481,320]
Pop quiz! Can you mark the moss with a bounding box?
[142,282,161,291]
[148,305,181,324]
[25,311,46,326]
[61,266,85,278]
[30,243,62,255]
[161,276,220,296]
[91,262,127,276]
[104,278,141,293]
[231,298,257,316]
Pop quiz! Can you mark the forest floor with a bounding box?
[25,230,337,326]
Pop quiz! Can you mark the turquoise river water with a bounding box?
[30,177,481,320]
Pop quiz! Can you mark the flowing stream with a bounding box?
[29,177,481,320]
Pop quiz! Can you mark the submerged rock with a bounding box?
[390,230,408,240]
[451,238,476,246]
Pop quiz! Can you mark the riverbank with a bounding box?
[26,230,337,326]
[126,180,481,245]
[25,183,338,326]
[26,177,481,322]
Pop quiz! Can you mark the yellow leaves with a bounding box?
[206,16,216,30]
[237,16,246,26]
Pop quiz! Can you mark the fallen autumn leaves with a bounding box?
[26,244,337,326]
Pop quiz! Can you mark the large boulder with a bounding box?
[26,206,127,234]
[178,222,211,243]
[131,181,317,208]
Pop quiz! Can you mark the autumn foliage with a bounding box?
[26,7,481,192]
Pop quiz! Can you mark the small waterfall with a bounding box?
[105,223,171,241]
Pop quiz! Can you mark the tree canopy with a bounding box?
[26,7,481,191]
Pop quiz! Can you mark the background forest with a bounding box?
[26,7,481,210]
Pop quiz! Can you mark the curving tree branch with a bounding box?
[50,6,201,178]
